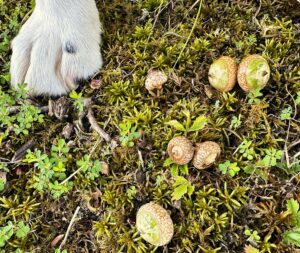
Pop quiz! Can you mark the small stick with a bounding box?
[87,107,111,143]
[287,139,300,151]
[137,149,145,169]
[60,168,82,185]
[11,140,36,162]
[59,206,81,250]
[8,105,49,115]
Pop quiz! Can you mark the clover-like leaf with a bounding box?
[167,120,186,131]
[188,116,207,132]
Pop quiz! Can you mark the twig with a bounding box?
[89,137,102,155]
[8,105,49,115]
[283,117,291,168]
[224,128,243,141]
[143,0,167,54]
[87,107,111,143]
[137,149,145,169]
[60,168,82,185]
[173,0,204,67]
[287,139,300,150]
[293,151,300,160]
[59,206,81,250]
[289,169,300,183]
[11,140,36,162]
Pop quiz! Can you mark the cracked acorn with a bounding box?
[193,141,221,170]
[145,70,168,91]
[208,56,238,92]
[237,54,270,92]
[167,136,194,165]
[136,202,174,246]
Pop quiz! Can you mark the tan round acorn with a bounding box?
[167,136,194,165]
[193,141,221,170]
[136,202,174,246]
[145,70,168,91]
[237,54,270,92]
[208,56,237,92]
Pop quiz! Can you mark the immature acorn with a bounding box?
[208,56,238,92]
[193,141,221,170]
[237,54,270,92]
[167,136,194,165]
[145,70,168,91]
[136,202,174,246]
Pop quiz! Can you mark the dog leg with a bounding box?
[10,0,102,96]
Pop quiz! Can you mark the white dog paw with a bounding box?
[10,0,102,96]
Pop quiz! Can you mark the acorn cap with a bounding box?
[237,54,270,92]
[193,141,221,170]
[136,202,174,246]
[100,161,109,175]
[167,136,194,165]
[208,56,237,92]
[145,70,168,91]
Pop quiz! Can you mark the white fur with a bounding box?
[10,0,102,96]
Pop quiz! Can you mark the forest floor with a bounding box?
[0,0,300,252]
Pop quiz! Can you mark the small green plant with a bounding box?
[238,139,256,160]
[283,199,300,247]
[24,139,72,198]
[245,229,261,242]
[0,221,30,248]
[163,158,189,176]
[133,19,153,39]
[119,121,140,147]
[218,160,240,177]
[167,110,207,133]
[230,115,242,129]
[191,37,211,52]
[24,140,103,198]
[70,90,84,112]
[14,102,44,135]
[243,147,283,179]
[261,148,283,167]
[0,221,13,248]
[0,84,44,137]
[248,89,263,105]
[76,155,102,181]
[172,176,194,200]
[280,106,292,120]
[15,221,30,239]
[126,186,137,200]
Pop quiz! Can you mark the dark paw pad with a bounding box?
[64,41,76,54]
